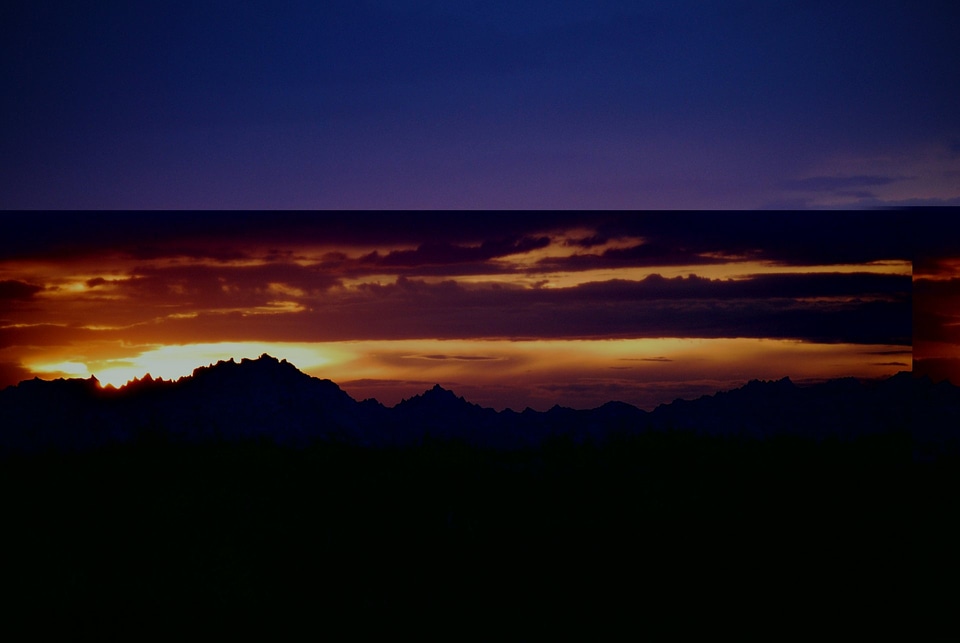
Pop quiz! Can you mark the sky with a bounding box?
[0,213,913,410]
[2,1,959,209]
[913,217,960,385]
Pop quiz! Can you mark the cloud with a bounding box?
[566,213,911,266]
[782,175,902,193]
[4,0,958,210]
[564,234,609,248]
[582,242,722,268]
[365,236,551,268]
[415,354,500,361]
[0,214,914,360]
[0,324,113,351]
[566,272,909,301]
[849,196,960,207]
[340,378,436,387]
[0,263,911,349]
[292,271,898,343]
[759,197,816,210]
[915,276,960,351]
[0,213,913,270]
[915,219,960,277]
[103,272,909,345]
[116,262,342,312]
[913,257,953,278]
[0,280,43,301]
[0,214,583,262]
[834,190,877,199]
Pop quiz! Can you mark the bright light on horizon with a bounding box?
[22,337,910,409]
[29,342,344,388]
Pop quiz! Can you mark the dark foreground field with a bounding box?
[0,431,909,639]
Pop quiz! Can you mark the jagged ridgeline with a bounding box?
[0,353,917,454]
[0,355,923,636]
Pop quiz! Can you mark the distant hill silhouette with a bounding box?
[0,353,922,455]
[0,354,929,637]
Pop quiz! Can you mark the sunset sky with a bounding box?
[2,1,959,209]
[0,4,951,406]
[914,217,960,386]
[1,213,912,409]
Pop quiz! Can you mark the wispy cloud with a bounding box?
[410,354,500,361]
[0,280,44,301]
[0,214,915,403]
[782,175,903,193]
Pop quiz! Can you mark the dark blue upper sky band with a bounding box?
[2,1,958,209]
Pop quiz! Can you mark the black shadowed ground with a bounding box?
[0,356,934,638]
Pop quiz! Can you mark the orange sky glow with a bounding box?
[20,338,909,411]
[913,229,960,385]
[0,213,913,409]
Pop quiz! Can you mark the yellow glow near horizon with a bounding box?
[29,342,346,388]
[24,338,909,406]
[30,361,93,379]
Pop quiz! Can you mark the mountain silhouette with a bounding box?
[0,354,925,636]
[0,354,921,455]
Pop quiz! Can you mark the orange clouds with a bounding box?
[0,213,913,407]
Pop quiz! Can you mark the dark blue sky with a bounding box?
[3,1,958,208]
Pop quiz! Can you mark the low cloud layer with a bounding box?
[0,213,916,405]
